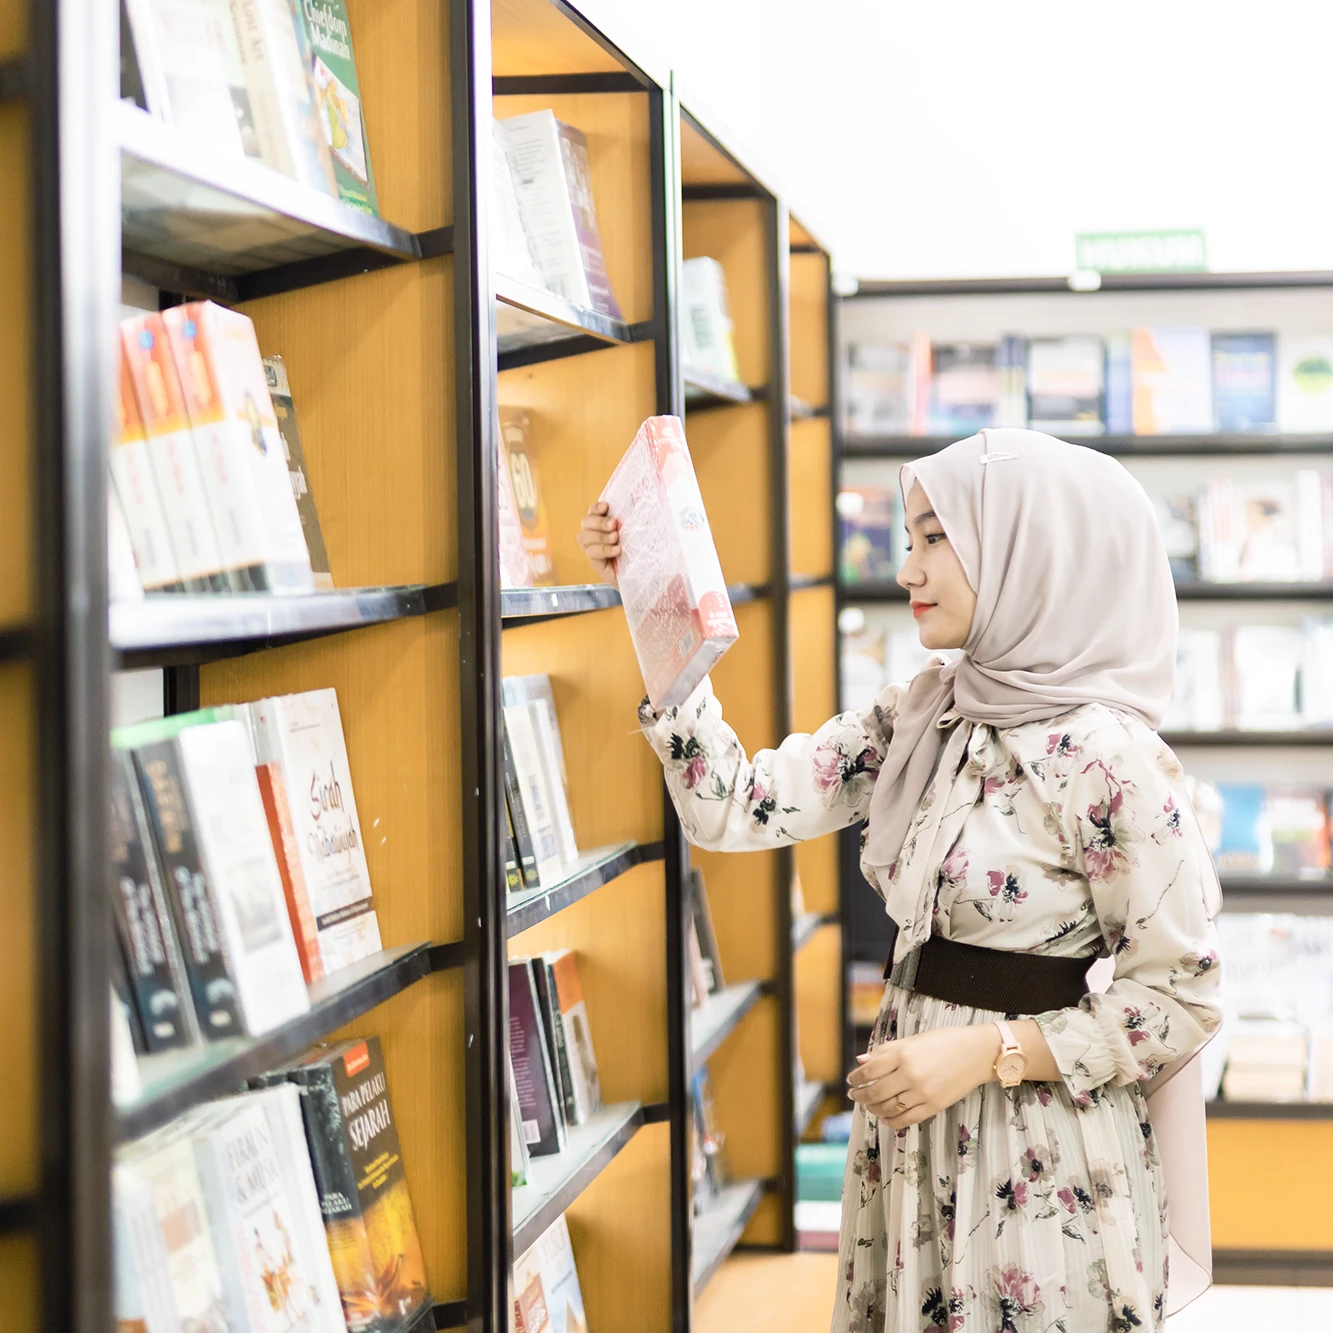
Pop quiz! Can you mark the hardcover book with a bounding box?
[842,340,914,438]
[680,256,742,385]
[284,1037,431,1331]
[512,1214,588,1333]
[507,959,565,1157]
[502,703,564,888]
[109,748,196,1052]
[264,355,335,589]
[248,688,383,978]
[496,109,622,318]
[1212,331,1277,433]
[120,312,231,592]
[600,415,738,710]
[502,727,541,891]
[163,300,315,593]
[927,342,997,436]
[500,409,556,586]
[302,0,379,214]
[837,486,898,584]
[1277,335,1333,432]
[1025,335,1104,435]
[1130,326,1213,435]
[544,949,601,1124]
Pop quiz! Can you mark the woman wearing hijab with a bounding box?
[578,428,1222,1333]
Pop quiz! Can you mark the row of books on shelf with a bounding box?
[123,0,379,215]
[109,687,379,1065]
[111,301,333,600]
[690,1066,727,1217]
[506,953,603,1168]
[114,1034,429,1333]
[1190,780,1333,878]
[839,469,1333,588]
[844,329,1333,438]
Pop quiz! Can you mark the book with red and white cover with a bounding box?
[600,416,738,710]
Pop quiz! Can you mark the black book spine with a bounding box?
[108,923,148,1055]
[502,726,540,889]
[530,958,574,1130]
[132,739,246,1041]
[108,749,194,1052]
[507,961,562,1156]
[503,796,522,894]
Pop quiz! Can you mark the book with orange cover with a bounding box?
[500,409,556,585]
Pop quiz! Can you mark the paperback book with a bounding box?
[1277,336,1333,432]
[500,409,556,586]
[842,340,914,437]
[511,1214,588,1333]
[1130,326,1212,434]
[680,256,742,385]
[1025,335,1104,435]
[927,342,997,436]
[1212,331,1277,433]
[508,959,565,1157]
[836,486,898,584]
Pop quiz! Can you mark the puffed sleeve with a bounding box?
[1034,718,1222,1102]
[637,676,902,853]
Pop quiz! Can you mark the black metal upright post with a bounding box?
[452,2,508,1331]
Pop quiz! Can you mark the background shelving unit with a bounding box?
[834,270,1333,1286]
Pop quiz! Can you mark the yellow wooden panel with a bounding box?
[492,0,624,76]
[789,217,823,251]
[1207,1118,1333,1249]
[0,105,29,625]
[709,998,781,1199]
[0,1234,37,1333]
[497,340,657,586]
[347,0,450,233]
[796,924,842,1086]
[501,608,664,849]
[789,418,832,579]
[0,663,34,1195]
[788,253,829,410]
[0,0,24,57]
[794,835,839,919]
[687,404,770,588]
[680,117,750,188]
[683,199,770,389]
[696,1252,839,1333]
[239,259,455,588]
[566,1122,672,1333]
[509,861,667,1104]
[790,586,835,736]
[493,93,653,325]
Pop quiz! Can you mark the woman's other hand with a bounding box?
[846,1025,1000,1130]
[578,502,621,588]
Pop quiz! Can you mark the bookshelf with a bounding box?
[834,269,1333,1284]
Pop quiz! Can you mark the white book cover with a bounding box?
[1026,334,1104,434]
[1130,326,1213,435]
[1232,625,1303,730]
[1197,477,1238,583]
[126,0,247,155]
[176,719,311,1033]
[1164,628,1224,733]
[113,1163,180,1333]
[250,688,382,973]
[509,1054,530,1187]
[525,699,578,868]
[1277,335,1333,432]
[113,350,180,591]
[1297,469,1326,581]
[513,1214,589,1333]
[503,703,563,886]
[843,341,913,437]
[1232,477,1302,582]
[681,256,741,384]
[1303,616,1333,725]
[108,488,145,603]
[492,119,547,290]
[546,949,601,1123]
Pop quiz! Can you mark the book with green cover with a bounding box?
[301,0,379,215]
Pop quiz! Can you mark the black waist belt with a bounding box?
[885,930,1092,1016]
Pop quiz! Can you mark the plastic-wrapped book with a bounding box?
[600,416,738,711]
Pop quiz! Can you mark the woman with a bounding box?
[579,428,1222,1333]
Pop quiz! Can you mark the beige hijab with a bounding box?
[867,427,1220,1315]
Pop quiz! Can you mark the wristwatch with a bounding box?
[994,1021,1026,1088]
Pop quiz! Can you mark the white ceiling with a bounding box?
[575,0,1333,280]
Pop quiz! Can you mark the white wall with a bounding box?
[574,0,1333,280]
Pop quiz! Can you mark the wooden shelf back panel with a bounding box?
[0,664,35,1195]
[240,261,456,588]
[687,405,771,587]
[788,217,820,249]
[0,1236,37,1331]
[498,340,657,586]
[680,118,750,188]
[492,0,626,76]
[795,835,839,919]
[795,924,843,1085]
[500,608,665,848]
[347,0,451,232]
[0,105,29,625]
[695,1251,839,1331]
[494,93,654,325]
[709,599,776,762]
[791,585,836,735]
[565,1121,672,1333]
[788,251,828,408]
[682,199,770,387]
[508,861,667,1105]
[789,419,833,579]
[1208,1118,1333,1250]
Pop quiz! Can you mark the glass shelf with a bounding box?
[495,274,649,367]
[792,912,826,954]
[501,582,766,623]
[511,1100,646,1254]
[692,1178,765,1294]
[691,980,764,1067]
[507,840,664,936]
[684,368,755,410]
[795,1078,825,1138]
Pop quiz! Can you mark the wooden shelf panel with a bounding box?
[116,941,437,1144]
[118,102,421,284]
[110,584,456,668]
[507,840,664,935]
[511,1099,648,1254]
[843,432,1333,459]
[794,1079,824,1139]
[691,1178,765,1294]
[691,981,764,1068]
[1207,1100,1333,1119]
[501,581,767,624]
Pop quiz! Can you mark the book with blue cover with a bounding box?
[1215,783,1272,875]
[1212,332,1277,433]
[837,486,898,584]
[1104,332,1133,434]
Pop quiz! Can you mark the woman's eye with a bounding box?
[925,532,946,545]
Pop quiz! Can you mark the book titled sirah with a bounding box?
[600,415,738,710]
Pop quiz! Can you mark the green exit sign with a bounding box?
[1075,229,1208,274]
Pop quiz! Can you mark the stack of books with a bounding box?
[844,328,1333,437]
[511,1213,589,1333]
[123,0,379,214]
[507,953,602,1167]
[114,1035,429,1332]
[108,688,381,1066]
[112,302,333,600]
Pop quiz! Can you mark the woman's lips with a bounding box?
[910,601,935,618]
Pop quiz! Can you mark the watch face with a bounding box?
[997,1051,1026,1085]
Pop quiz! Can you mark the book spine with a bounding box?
[550,950,601,1122]
[1297,469,1325,582]
[132,740,248,1041]
[503,798,522,894]
[502,728,541,889]
[532,958,575,1129]
[507,961,564,1155]
[554,118,622,319]
[255,757,325,983]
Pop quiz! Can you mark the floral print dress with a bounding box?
[640,679,1222,1333]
